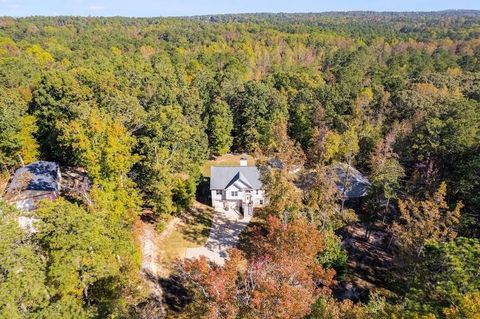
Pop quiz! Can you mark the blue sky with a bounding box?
[1,0,479,17]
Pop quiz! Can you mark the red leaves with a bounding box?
[178,216,335,319]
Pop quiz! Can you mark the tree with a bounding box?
[206,99,233,155]
[403,96,480,194]
[303,165,342,230]
[310,293,399,319]
[178,216,335,319]
[229,81,288,152]
[327,125,361,213]
[29,71,93,161]
[0,201,48,319]
[259,165,303,222]
[307,106,330,165]
[266,118,306,172]
[137,104,207,218]
[405,238,480,318]
[34,199,143,318]
[392,182,462,258]
[368,133,405,224]
[444,292,480,319]
[57,108,139,184]
[0,90,39,168]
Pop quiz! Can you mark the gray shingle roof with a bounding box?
[210,166,262,190]
[332,163,371,198]
[7,161,60,193]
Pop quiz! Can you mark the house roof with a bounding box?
[332,163,371,198]
[6,161,60,195]
[210,166,262,190]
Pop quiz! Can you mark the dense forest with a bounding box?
[0,11,479,318]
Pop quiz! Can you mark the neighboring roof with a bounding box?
[332,163,371,198]
[210,166,262,190]
[267,156,303,173]
[267,157,284,169]
[6,161,60,195]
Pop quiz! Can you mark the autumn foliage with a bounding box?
[178,216,335,319]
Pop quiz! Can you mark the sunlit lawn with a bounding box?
[200,153,256,177]
[159,203,214,273]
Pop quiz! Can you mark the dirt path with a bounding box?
[157,217,181,241]
[140,222,162,276]
[134,216,174,318]
[134,205,214,316]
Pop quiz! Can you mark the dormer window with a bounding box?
[216,190,222,195]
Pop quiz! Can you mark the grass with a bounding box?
[159,202,214,273]
[200,153,256,177]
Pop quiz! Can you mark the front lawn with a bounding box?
[158,202,214,273]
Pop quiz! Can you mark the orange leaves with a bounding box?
[178,216,334,319]
[179,255,240,319]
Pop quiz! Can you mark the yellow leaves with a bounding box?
[15,115,39,165]
[444,292,480,319]
[358,87,374,104]
[58,108,138,184]
[322,126,360,164]
[61,58,71,67]
[340,126,360,158]
[447,67,462,77]
[413,82,464,100]
[139,45,156,59]
[414,83,441,96]
[26,44,54,65]
[323,131,342,164]
[0,37,20,57]
[393,182,462,255]
[111,46,122,56]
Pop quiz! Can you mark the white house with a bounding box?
[210,158,265,216]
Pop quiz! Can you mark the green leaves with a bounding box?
[33,198,141,318]
[0,202,48,318]
[229,81,288,152]
[36,200,118,297]
[207,99,233,155]
[137,104,206,216]
[406,237,480,317]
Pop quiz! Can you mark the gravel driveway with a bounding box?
[185,208,251,265]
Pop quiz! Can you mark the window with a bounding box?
[256,189,259,195]
[216,190,222,195]
[259,199,264,205]
[231,191,238,197]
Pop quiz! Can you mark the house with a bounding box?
[297,163,371,200]
[3,161,61,211]
[267,156,302,174]
[332,163,371,199]
[210,158,265,216]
